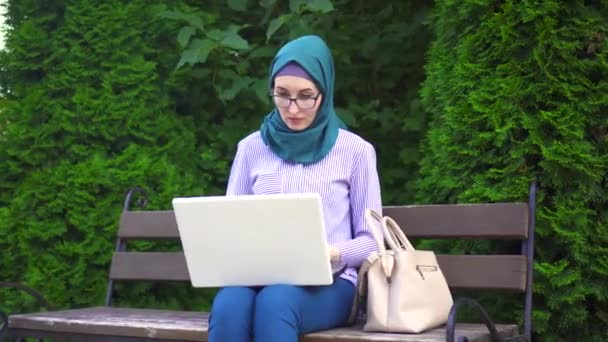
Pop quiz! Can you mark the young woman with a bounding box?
[208,34,382,342]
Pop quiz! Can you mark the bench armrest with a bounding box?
[0,282,53,311]
[446,297,503,342]
[0,282,54,338]
[123,187,148,211]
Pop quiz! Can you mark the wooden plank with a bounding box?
[437,255,527,291]
[118,211,179,239]
[9,307,518,342]
[118,203,529,241]
[110,252,526,291]
[9,307,207,341]
[303,323,518,342]
[110,252,190,281]
[6,329,190,342]
[382,203,529,239]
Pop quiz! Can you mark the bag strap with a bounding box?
[382,216,415,251]
[347,209,385,325]
[364,209,394,277]
[364,209,387,253]
[347,253,379,324]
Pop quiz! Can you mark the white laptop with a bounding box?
[171,193,334,287]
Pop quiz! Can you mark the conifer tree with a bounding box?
[418,1,608,340]
[0,0,207,310]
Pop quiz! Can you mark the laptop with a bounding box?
[171,193,334,287]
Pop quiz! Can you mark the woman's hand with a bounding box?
[329,245,341,262]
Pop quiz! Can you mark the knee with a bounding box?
[255,285,301,319]
[210,287,256,324]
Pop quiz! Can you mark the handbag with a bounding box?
[348,209,454,333]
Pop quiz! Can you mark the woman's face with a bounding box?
[272,75,323,131]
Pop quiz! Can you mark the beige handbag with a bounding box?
[348,209,454,333]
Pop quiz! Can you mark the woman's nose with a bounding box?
[288,101,299,113]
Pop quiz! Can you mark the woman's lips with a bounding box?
[287,118,304,124]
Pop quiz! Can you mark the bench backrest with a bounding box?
[107,182,536,334]
[110,203,529,287]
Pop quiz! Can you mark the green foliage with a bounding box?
[418,1,608,340]
[0,0,430,316]
[0,0,212,311]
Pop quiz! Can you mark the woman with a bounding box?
[208,35,382,342]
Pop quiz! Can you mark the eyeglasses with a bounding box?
[271,93,321,110]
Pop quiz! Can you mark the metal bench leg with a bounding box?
[446,298,503,342]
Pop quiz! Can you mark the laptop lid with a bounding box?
[171,193,334,287]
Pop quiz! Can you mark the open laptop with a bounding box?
[171,193,334,287]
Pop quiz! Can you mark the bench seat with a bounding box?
[9,307,518,342]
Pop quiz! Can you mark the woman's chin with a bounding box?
[288,125,307,131]
[285,120,310,131]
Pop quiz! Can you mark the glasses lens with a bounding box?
[297,98,316,110]
[273,96,290,108]
[274,95,291,107]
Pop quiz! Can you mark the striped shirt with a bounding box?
[226,128,382,285]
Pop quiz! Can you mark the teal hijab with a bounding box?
[260,35,346,164]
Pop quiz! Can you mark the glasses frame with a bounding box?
[270,93,321,110]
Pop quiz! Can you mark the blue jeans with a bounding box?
[207,278,355,342]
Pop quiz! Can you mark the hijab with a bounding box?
[260,35,346,164]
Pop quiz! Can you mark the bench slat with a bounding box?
[110,252,526,291]
[110,252,190,281]
[304,323,518,342]
[118,211,179,239]
[8,307,518,342]
[383,203,529,239]
[438,255,526,291]
[119,203,529,240]
[9,307,206,341]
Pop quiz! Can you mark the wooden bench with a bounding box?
[2,181,536,342]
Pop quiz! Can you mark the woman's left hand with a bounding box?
[329,245,341,262]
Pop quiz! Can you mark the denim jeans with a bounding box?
[207,278,355,342]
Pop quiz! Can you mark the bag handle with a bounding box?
[382,221,403,249]
[366,210,395,276]
[347,253,378,325]
[347,209,389,325]
[381,216,416,252]
[364,209,387,253]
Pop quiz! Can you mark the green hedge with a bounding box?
[418,1,608,341]
[0,0,429,313]
[0,0,212,311]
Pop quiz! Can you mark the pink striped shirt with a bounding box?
[226,129,382,285]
